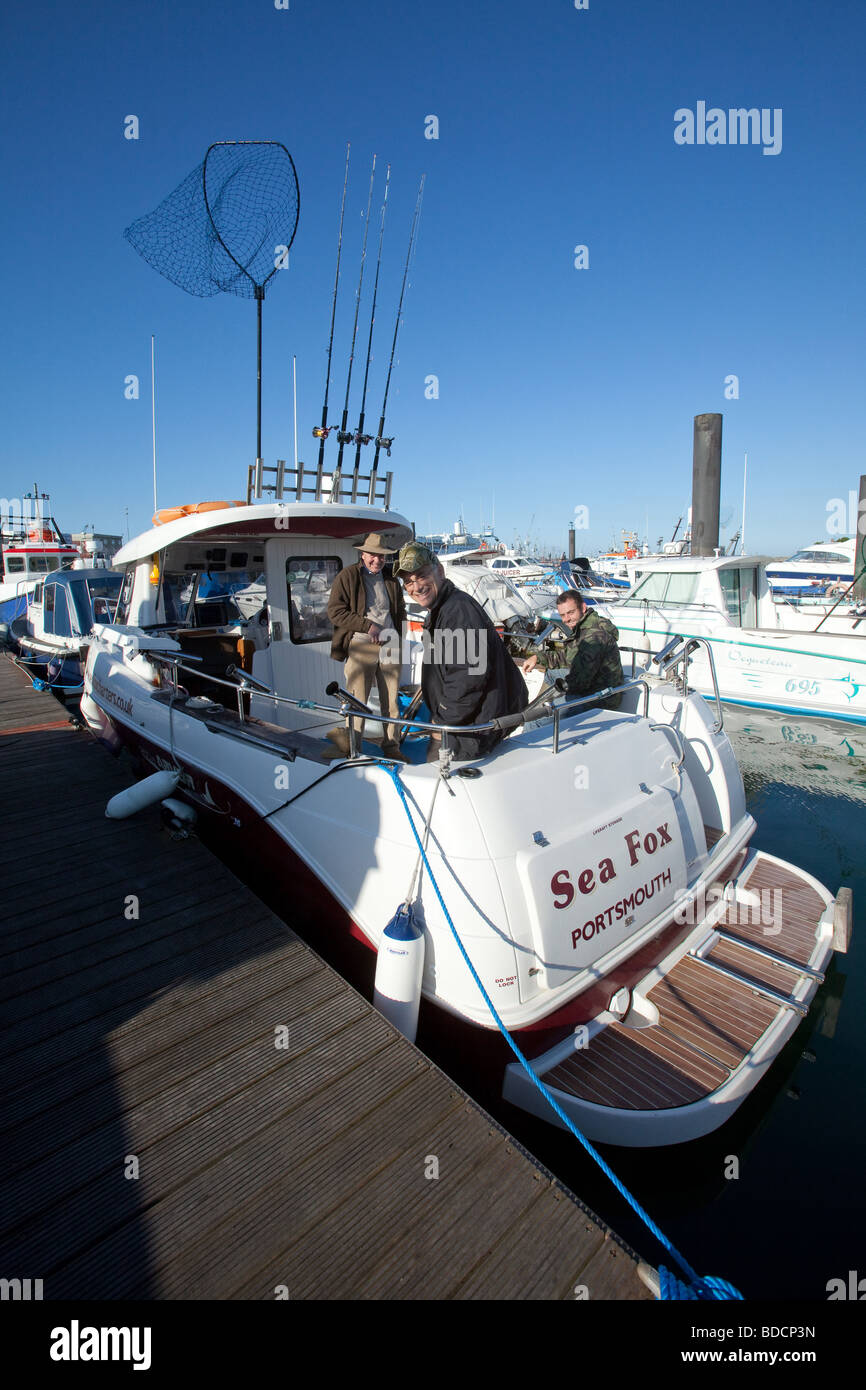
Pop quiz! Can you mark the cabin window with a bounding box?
[114,569,134,625]
[286,556,342,644]
[623,571,668,604]
[160,572,196,625]
[719,568,758,627]
[664,572,699,604]
[43,584,72,636]
[6,557,25,573]
[624,571,698,606]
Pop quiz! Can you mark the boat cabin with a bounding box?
[27,569,124,641]
[108,499,412,731]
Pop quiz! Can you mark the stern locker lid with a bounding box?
[515,784,691,991]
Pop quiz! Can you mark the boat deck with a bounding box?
[0,654,652,1300]
[544,857,826,1112]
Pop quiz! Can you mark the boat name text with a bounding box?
[550,823,672,909]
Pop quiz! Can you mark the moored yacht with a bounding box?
[590,553,866,724]
[80,467,852,1146]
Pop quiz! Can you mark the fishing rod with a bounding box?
[335,155,377,474]
[373,173,425,469]
[352,164,391,478]
[313,143,350,468]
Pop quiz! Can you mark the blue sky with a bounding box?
[2,0,864,558]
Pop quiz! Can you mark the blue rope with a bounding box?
[381,762,743,1302]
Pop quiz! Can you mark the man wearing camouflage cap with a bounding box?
[523,589,623,711]
[395,541,528,761]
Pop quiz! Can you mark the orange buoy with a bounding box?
[28,526,54,542]
[152,500,246,525]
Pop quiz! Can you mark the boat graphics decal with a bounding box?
[92,676,133,715]
[139,746,236,816]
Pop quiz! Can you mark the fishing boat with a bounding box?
[0,490,82,626]
[590,553,866,725]
[80,469,852,1146]
[10,567,124,692]
[485,553,549,585]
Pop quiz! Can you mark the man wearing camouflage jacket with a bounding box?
[523,589,624,711]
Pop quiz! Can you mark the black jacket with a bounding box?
[421,579,528,760]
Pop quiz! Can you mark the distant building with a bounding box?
[71,531,123,563]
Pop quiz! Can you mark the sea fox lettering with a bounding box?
[551,855,618,909]
[624,824,670,866]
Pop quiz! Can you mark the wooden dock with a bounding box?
[0,654,653,1300]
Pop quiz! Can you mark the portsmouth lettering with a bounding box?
[571,869,672,947]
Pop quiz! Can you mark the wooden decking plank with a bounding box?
[0,894,283,1038]
[2,876,263,1000]
[158,1075,472,1301]
[39,1044,430,1298]
[342,1111,563,1299]
[0,941,319,1132]
[710,937,802,992]
[296,1122,551,1301]
[0,914,293,1082]
[0,860,225,962]
[3,1001,390,1248]
[5,966,350,1171]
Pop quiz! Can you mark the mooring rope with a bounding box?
[380,760,743,1302]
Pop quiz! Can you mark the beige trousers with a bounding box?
[344,638,401,744]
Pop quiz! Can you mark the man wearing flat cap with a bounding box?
[394,542,528,762]
[326,533,407,759]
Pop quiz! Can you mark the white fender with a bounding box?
[373,906,426,1042]
[106,770,180,819]
[161,796,197,825]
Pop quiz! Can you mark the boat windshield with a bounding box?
[621,571,700,606]
[788,548,851,565]
[67,574,123,630]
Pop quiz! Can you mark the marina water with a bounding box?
[509,705,866,1300]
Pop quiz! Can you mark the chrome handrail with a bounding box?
[141,647,652,757]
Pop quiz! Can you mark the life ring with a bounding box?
[152,500,246,525]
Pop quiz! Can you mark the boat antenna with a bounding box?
[373,173,425,468]
[741,452,748,556]
[314,142,350,468]
[335,155,377,474]
[151,334,158,513]
[352,163,391,476]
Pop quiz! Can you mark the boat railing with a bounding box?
[141,648,653,759]
[649,634,724,733]
[246,458,393,509]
